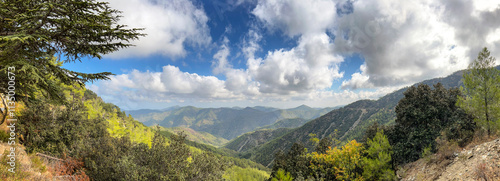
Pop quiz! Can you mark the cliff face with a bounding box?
[401,138,500,181]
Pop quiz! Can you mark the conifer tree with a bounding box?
[458,47,500,135]
[362,130,396,180]
[0,0,144,103]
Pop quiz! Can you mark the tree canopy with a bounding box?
[388,83,474,165]
[0,0,143,102]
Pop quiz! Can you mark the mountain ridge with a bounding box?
[128,105,336,140]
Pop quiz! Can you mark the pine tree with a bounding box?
[457,47,500,136]
[0,0,144,103]
[362,130,396,181]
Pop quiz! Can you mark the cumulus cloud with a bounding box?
[337,0,500,89]
[248,0,344,95]
[96,65,236,105]
[94,0,500,109]
[248,33,344,94]
[104,0,211,58]
[252,0,337,36]
[212,38,231,75]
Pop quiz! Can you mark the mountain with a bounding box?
[251,106,280,112]
[255,118,309,130]
[160,127,229,147]
[242,67,480,167]
[127,105,336,140]
[125,108,163,116]
[224,128,292,153]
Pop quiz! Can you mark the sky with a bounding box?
[63,0,500,110]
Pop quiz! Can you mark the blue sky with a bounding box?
[64,0,500,110]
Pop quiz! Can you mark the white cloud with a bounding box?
[93,0,500,109]
[104,0,211,58]
[252,0,337,36]
[336,0,500,89]
[212,38,231,75]
[249,0,344,95]
[96,65,236,105]
[249,33,344,94]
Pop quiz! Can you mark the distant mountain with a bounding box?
[242,67,482,167]
[125,109,163,116]
[127,105,336,140]
[160,127,229,147]
[224,128,292,153]
[251,106,280,112]
[124,106,181,116]
[255,118,309,130]
[275,105,338,121]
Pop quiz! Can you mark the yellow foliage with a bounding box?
[309,140,364,180]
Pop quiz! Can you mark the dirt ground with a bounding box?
[400,138,500,181]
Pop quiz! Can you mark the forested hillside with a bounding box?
[240,66,497,167]
[0,80,270,180]
[225,128,292,153]
[160,126,229,147]
[129,105,335,140]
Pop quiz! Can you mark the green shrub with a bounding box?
[271,169,293,181]
[0,130,9,143]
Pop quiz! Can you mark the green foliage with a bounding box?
[270,142,309,180]
[345,109,396,143]
[258,118,310,130]
[315,137,332,154]
[163,127,228,147]
[0,0,143,103]
[362,130,396,180]
[250,106,379,167]
[387,83,474,165]
[225,128,291,153]
[421,144,433,159]
[0,148,29,180]
[0,130,9,143]
[271,169,293,181]
[457,47,500,135]
[223,166,270,181]
[309,133,320,145]
[29,154,47,173]
[16,82,235,180]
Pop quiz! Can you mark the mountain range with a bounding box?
[127,105,336,140]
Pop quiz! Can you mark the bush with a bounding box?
[435,135,459,161]
[0,130,8,143]
[271,169,293,181]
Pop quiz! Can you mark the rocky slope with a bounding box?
[401,138,500,181]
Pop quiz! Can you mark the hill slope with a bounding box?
[128,105,335,140]
[160,127,229,147]
[401,138,500,180]
[245,67,476,167]
[224,128,292,153]
[255,118,310,130]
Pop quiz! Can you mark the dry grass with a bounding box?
[465,130,498,150]
[474,161,500,181]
